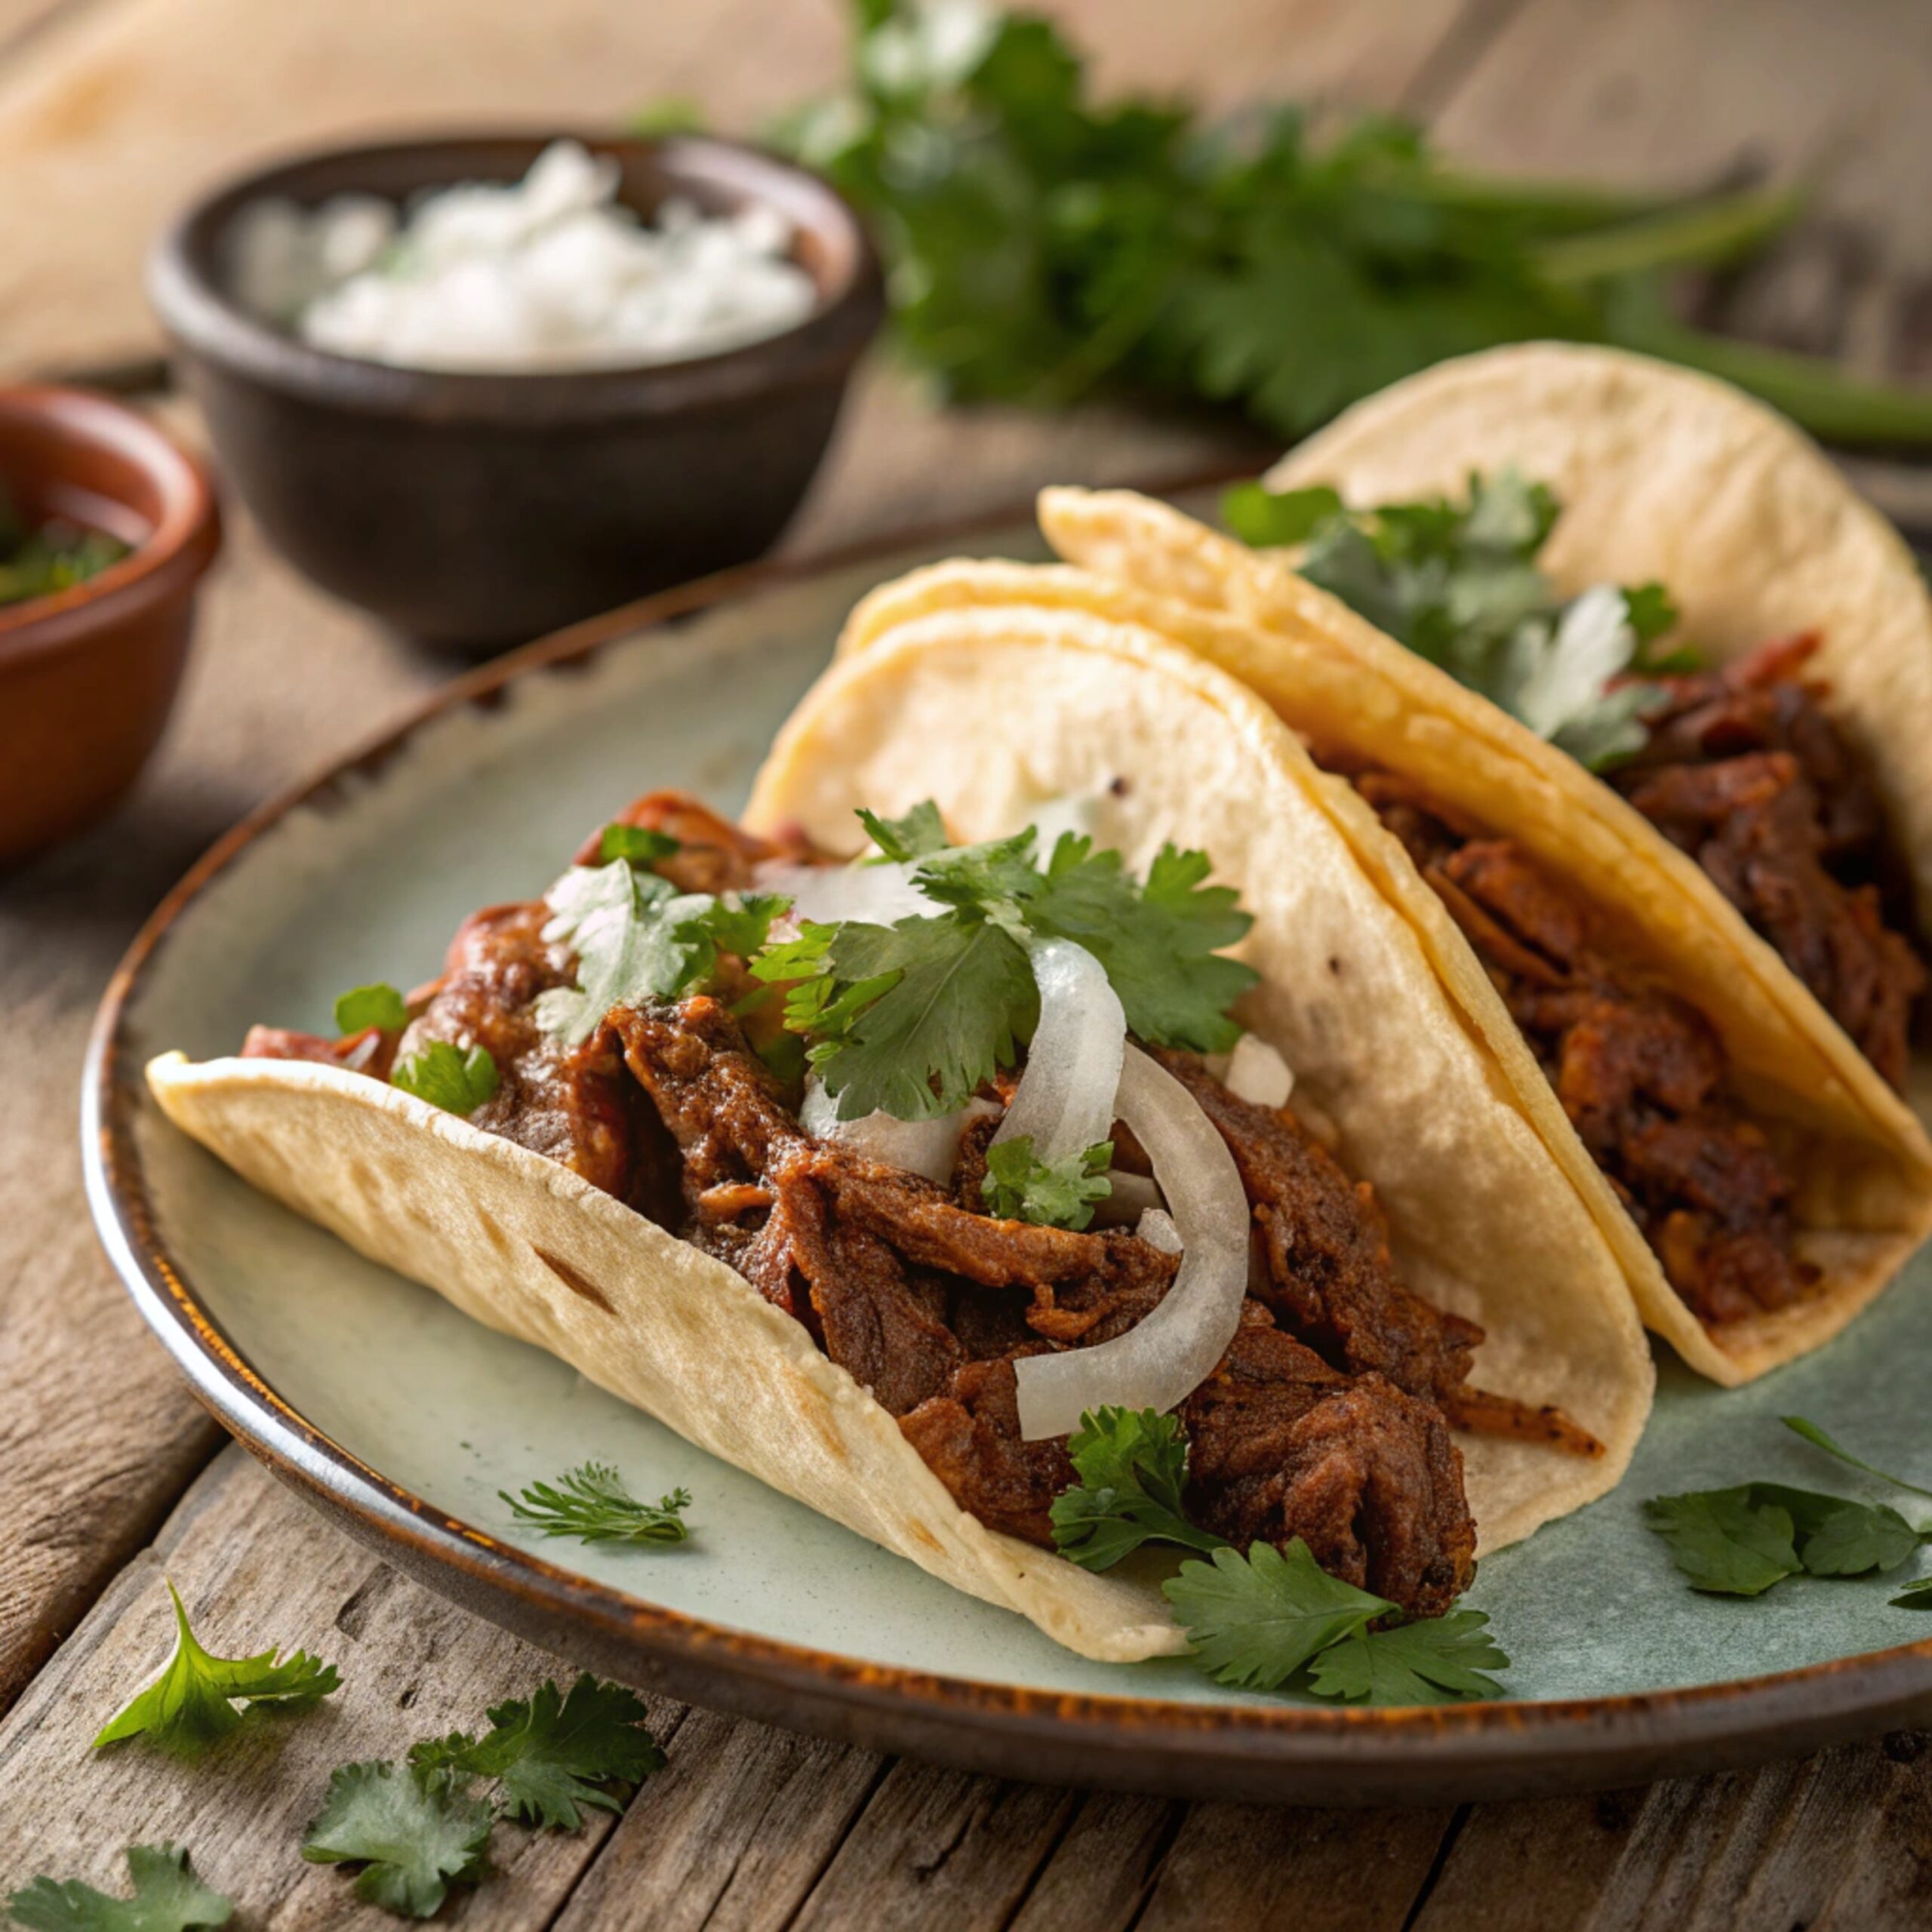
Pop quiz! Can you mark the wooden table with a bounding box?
[7,2,1932,1924]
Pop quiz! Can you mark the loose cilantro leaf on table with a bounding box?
[1049,1407,1226,1571]
[408,1673,666,1832]
[93,1580,338,1755]
[598,822,680,865]
[980,1135,1112,1230]
[389,1040,499,1116]
[333,982,408,1035]
[1307,1611,1509,1705]
[503,1463,691,1546]
[1164,1541,1407,1693]
[7,1844,231,1932]
[302,1761,493,1920]
[1224,471,1689,772]
[535,859,786,1047]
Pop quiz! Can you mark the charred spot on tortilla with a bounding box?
[532,1245,616,1313]
[229,787,1598,1624]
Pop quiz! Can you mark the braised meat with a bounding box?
[1610,635,1924,1088]
[1360,771,1817,1327]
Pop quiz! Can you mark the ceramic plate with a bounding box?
[85,507,1932,1805]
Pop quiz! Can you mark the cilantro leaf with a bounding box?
[6,1844,231,1932]
[301,1761,492,1919]
[1049,1406,1226,1570]
[981,1135,1112,1230]
[408,1673,665,1832]
[1306,1611,1508,1704]
[1030,837,1256,1051]
[857,800,947,860]
[793,912,1037,1121]
[1786,1493,1923,1578]
[1162,1540,1392,1690]
[1890,1579,1932,1611]
[333,983,408,1035]
[1622,581,1679,649]
[909,827,1041,918]
[389,1040,500,1117]
[599,822,681,865]
[1220,480,1342,548]
[93,1580,338,1755]
[1644,1489,1802,1595]
[503,1463,691,1546]
[1783,1416,1932,1502]
[537,861,786,1046]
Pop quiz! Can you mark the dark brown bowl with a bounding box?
[0,387,220,866]
[149,132,885,653]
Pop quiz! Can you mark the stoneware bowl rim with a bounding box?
[0,384,220,665]
[81,509,1932,1802]
[147,128,885,426]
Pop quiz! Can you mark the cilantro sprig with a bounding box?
[752,812,1257,1123]
[503,1463,692,1546]
[1644,1416,1932,1601]
[92,1580,338,1756]
[1223,470,1684,771]
[6,1844,232,1932]
[389,1040,498,1116]
[301,1762,494,1920]
[981,1136,1112,1230]
[1051,1407,1505,1703]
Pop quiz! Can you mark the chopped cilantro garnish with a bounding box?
[333,982,408,1035]
[981,1135,1113,1230]
[598,823,681,865]
[407,1673,665,1832]
[751,809,1255,1121]
[6,1844,232,1932]
[92,1580,338,1755]
[301,1761,492,1919]
[1223,469,1693,771]
[1049,1406,1226,1570]
[389,1040,500,1116]
[502,1463,691,1546]
[535,859,786,1046]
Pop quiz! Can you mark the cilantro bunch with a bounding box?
[752,804,1257,1123]
[1223,470,1687,770]
[768,1,1932,448]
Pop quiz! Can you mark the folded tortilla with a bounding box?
[937,361,1932,1386]
[152,620,1652,1663]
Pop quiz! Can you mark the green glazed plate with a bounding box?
[84,508,1932,1804]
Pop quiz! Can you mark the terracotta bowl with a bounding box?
[148,133,885,654]
[0,388,220,867]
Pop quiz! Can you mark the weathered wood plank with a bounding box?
[1005,1793,1180,1932]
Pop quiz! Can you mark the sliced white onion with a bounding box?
[1224,1032,1294,1109]
[799,1075,995,1186]
[992,938,1124,1167]
[1014,1044,1250,1440]
[1136,1207,1183,1254]
[753,857,930,927]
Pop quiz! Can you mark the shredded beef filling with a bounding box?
[1358,769,1817,1328]
[242,790,1602,1619]
[1607,635,1924,1089]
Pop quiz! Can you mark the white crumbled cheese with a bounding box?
[228,140,819,373]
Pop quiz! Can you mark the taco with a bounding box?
[946,349,1932,1385]
[149,620,1650,1666]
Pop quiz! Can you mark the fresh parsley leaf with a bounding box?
[389,1040,500,1117]
[857,800,948,860]
[1890,1579,1932,1611]
[1030,837,1256,1052]
[302,1761,492,1919]
[980,1135,1113,1230]
[1786,1492,1923,1578]
[408,1673,665,1831]
[1162,1540,1392,1691]
[1644,1488,1802,1595]
[503,1463,692,1546]
[1220,480,1342,548]
[1783,1416,1932,1502]
[1049,1406,1226,1570]
[598,823,680,866]
[93,1580,338,1755]
[6,1844,231,1932]
[1306,1611,1509,1704]
[333,982,408,1035]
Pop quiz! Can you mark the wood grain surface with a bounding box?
[5,2,1932,1926]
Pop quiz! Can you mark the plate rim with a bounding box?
[81,509,1932,1801]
